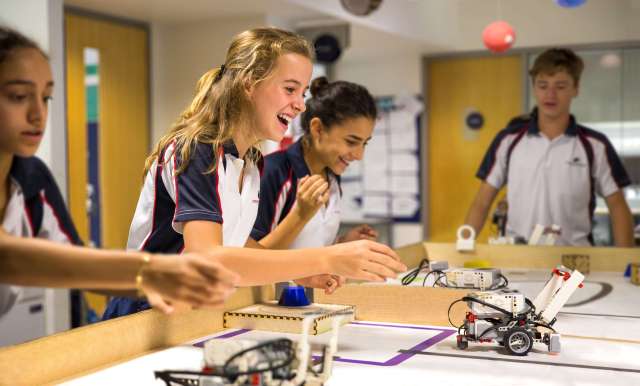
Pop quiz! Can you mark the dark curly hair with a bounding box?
[300,76,377,137]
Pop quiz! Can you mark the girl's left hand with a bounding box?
[295,274,345,294]
[339,224,378,243]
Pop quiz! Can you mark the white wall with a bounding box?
[333,33,424,248]
[446,0,640,53]
[334,53,422,96]
[290,0,640,54]
[151,16,265,144]
[0,0,69,336]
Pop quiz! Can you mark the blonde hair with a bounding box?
[145,27,313,175]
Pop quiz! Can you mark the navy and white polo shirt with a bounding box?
[103,140,262,320]
[251,139,341,248]
[477,109,630,246]
[0,156,81,318]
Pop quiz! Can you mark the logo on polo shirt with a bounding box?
[567,157,586,167]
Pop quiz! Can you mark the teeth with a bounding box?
[278,114,291,124]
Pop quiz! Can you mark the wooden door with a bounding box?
[426,55,523,242]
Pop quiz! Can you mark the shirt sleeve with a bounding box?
[36,161,83,246]
[170,143,223,233]
[476,129,513,189]
[250,157,296,241]
[592,135,631,197]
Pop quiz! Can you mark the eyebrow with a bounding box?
[283,79,309,90]
[347,134,371,142]
[1,79,54,87]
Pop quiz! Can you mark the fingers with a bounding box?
[366,241,403,262]
[147,293,174,315]
[359,225,378,239]
[351,270,386,282]
[360,258,400,280]
[367,250,407,274]
[319,188,330,205]
[306,178,329,202]
[167,284,230,309]
[324,275,346,294]
[298,174,322,192]
[192,257,239,287]
[298,175,328,203]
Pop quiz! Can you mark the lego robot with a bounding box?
[452,266,584,356]
[402,260,508,291]
[154,315,343,386]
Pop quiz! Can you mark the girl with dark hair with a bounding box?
[250,76,380,293]
[0,26,239,318]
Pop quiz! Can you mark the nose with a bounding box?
[293,95,306,113]
[28,96,47,126]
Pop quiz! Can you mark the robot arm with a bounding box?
[533,267,584,324]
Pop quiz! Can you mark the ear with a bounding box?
[244,78,255,99]
[309,117,324,141]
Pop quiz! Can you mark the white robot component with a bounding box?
[528,224,561,246]
[467,290,527,317]
[456,225,476,251]
[156,315,345,386]
[444,268,504,291]
[488,236,515,245]
[454,266,583,356]
[534,267,585,324]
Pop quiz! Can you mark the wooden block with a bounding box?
[632,263,640,286]
[223,301,355,335]
[314,285,469,327]
[561,254,590,274]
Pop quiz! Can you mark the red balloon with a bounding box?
[482,21,516,53]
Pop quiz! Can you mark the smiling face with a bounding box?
[532,69,578,121]
[248,53,312,142]
[309,116,375,175]
[0,47,52,158]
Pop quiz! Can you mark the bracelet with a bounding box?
[135,253,152,298]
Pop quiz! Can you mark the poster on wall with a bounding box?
[341,94,423,223]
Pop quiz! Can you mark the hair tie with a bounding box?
[214,64,226,83]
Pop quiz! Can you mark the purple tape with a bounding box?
[319,322,456,367]
[193,322,456,367]
[193,328,251,347]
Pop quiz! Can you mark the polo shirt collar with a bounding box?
[287,139,312,177]
[221,140,240,158]
[528,108,579,137]
[9,157,35,198]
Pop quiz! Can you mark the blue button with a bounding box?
[278,285,310,307]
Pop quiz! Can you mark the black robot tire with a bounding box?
[456,335,469,350]
[504,327,533,356]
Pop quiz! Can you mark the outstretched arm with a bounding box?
[605,190,634,247]
[0,229,238,314]
[464,182,500,237]
[183,221,406,286]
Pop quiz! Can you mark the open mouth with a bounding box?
[277,113,291,129]
[338,156,350,167]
